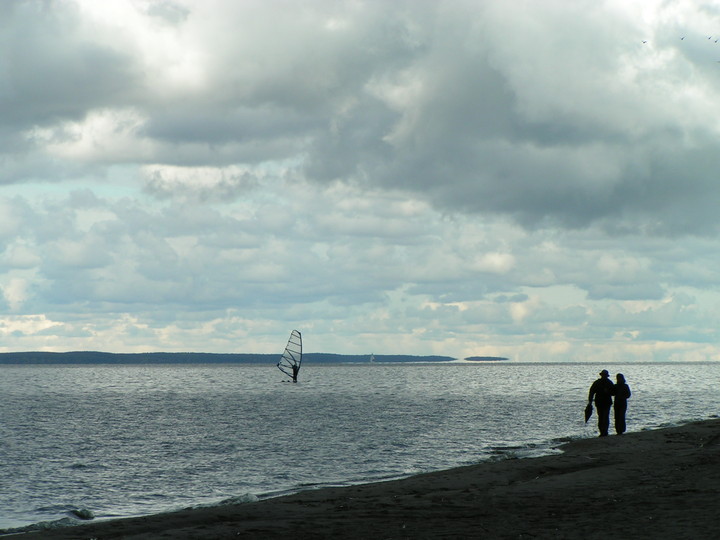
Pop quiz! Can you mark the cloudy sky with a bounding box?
[2,0,720,361]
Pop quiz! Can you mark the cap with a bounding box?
[600,369,609,376]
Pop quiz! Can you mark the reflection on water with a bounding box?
[2,362,719,529]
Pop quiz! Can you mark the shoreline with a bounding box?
[7,418,720,539]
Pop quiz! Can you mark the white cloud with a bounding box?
[0,1,720,360]
[473,252,516,275]
[0,314,60,336]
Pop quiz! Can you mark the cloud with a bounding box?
[142,165,260,201]
[6,0,719,233]
[1,1,720,360]
[0,1,141,130]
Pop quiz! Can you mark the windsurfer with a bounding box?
[277,330,303,383]
[587,370,615,437]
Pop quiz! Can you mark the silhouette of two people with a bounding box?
[588,370,631,436]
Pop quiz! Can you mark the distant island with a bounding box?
[0,351,457,365]
[464,356,510,362]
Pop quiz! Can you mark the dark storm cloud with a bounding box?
[140,105,320,149]
[3,1,720,236]
[292,1,720,235]
[0,1,141,129]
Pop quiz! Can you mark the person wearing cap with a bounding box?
[587,370,615,436]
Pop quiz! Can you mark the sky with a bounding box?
[2,0,720,361]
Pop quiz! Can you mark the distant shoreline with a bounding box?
[5,354,714,366]
[0,351,460,365]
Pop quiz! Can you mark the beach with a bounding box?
[8,418,720,539]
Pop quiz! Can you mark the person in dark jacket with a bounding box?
[588,370,615,436]
[613,373,631,435]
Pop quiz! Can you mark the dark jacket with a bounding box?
[588,377,615,407]
[614,383,631,404]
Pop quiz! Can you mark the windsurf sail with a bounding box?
[277,330,302,382]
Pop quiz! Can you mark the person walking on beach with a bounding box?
[588,370,615,437]
[613,373,631,435]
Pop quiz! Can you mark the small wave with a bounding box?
[483,441,562,462]
[488,445,527,452]
[0,517,76,535]
[0,508,94,536]
[218,493,259,505]
[31,504,94,519]
[66,462,110,472]
[69,508,94,520]
[186,493,259,511]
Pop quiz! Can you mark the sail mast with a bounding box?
[277,330,302,382]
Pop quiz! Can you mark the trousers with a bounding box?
[596,404,611,436]
[614,402,627,434]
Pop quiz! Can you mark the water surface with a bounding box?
[2,362,718,530]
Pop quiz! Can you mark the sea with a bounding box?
[2,362,719,533]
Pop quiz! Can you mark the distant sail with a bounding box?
[370,353,375,363]
[277,330,302,382]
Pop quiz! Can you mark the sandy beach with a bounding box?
[7,418,720,539]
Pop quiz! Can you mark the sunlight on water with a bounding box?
[2,362,719,530]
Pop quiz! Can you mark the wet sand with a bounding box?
[8,418,720,539]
